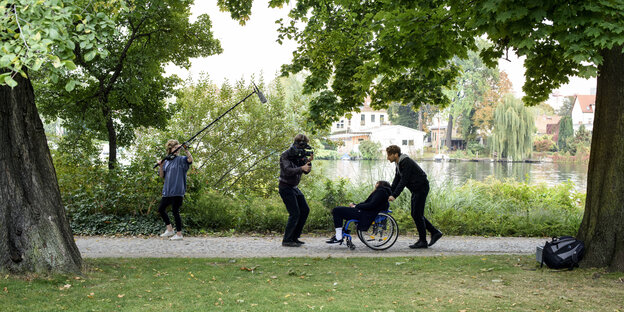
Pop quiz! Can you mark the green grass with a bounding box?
[3,256,623,311]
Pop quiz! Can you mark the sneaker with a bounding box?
[160,230,175,237]
[282,241,301,247]
[409,240,428,249]
[429,231,443,247]
[295,239,305,245]
[170,234,183,241]
[325,235,343,244]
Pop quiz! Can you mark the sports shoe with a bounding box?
[282,241,301,247]
[429,231,443,247]
[409,240,428,249]
[170,234,183,241]
[160,230,175,237]
[295,239,305,245]
[325,235,343,244]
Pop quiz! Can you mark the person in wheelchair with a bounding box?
[326,180,392,244]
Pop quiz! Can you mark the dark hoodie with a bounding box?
[391,154,428,198]
[354,185,392,231]
[278,145,310,187]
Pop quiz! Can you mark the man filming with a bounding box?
[278,134,314,247]
[386,145,443,249]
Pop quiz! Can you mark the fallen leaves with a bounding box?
[59,284,71,291]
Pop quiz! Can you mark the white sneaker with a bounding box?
[170,234,183,241]
[160,230,175,237]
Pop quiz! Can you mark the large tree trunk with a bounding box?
[0,74,82,274]
[577,46,624,271]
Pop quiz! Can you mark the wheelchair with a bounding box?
[341,210,399,250]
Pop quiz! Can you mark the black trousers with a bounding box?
[410,183,438,241]
[332,206,362,228]
[279,185,309,243]
[158,196,183,232]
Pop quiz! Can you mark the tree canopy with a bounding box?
[0,0,120,86]
[34,0,223,169]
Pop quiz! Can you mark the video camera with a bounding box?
[292,141,314,158]
[288,141,314,165]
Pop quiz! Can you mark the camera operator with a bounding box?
[278,134,314,247]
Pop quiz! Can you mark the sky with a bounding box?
[166,1,598,109]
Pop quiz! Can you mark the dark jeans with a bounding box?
[410,183,438,241]
[279,185,309,243]
[332,206,361,228]
[158,196,183,232]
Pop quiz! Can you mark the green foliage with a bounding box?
[445,43,501,143]
[557,96,576,117]
[313,149,341,160]
[34,0,223,167]
[491,95,535,161]
[533,135,557,153]
[320,179,350,210]
[387,102,419,129]
[567,125,592,156]
[131,76,309,197]
[466,141,486,156]
[358,140,381,160]
[472,1,621,105]
[424,178,584,237]
[0,0,120,87]
[558,116,574,152]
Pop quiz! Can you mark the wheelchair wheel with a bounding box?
[357,212,399,250]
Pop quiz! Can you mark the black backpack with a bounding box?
[541,236,585,270]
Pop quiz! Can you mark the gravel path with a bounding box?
[76,235,546,258]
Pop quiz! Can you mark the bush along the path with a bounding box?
[61,162,584,237]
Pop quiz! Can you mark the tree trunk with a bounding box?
[446,114,453,149]
[102,106,117,170]
[577,46,624,271]
[0,74,82,274]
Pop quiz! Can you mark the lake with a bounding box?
[313,159,588,192]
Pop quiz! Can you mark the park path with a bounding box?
[75,235,545,258]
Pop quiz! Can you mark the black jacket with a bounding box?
[391,154,428,198]
[278,146,310,187]
[355,185,391,230]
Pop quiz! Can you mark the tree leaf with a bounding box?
[84,50,97,61]
[4,75,17,88]
[65,80,76,92]
[63,60,77,70]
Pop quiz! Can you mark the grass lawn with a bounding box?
[2,255,623,311]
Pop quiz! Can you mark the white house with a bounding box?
[571,94,595,132]
[369,125,425,155]
[330,98,390,133]
[329,125,425,156]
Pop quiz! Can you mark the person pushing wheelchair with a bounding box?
[326,180,392,244]
[386,145,443,249]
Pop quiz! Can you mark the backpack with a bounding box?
[541,236,585,270]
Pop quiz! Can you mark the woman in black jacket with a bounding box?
[326,181,392,244]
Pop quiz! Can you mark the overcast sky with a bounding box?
[166,1,598,106]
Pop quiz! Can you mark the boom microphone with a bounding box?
[153,82,268,169]
[253,82,267,103]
